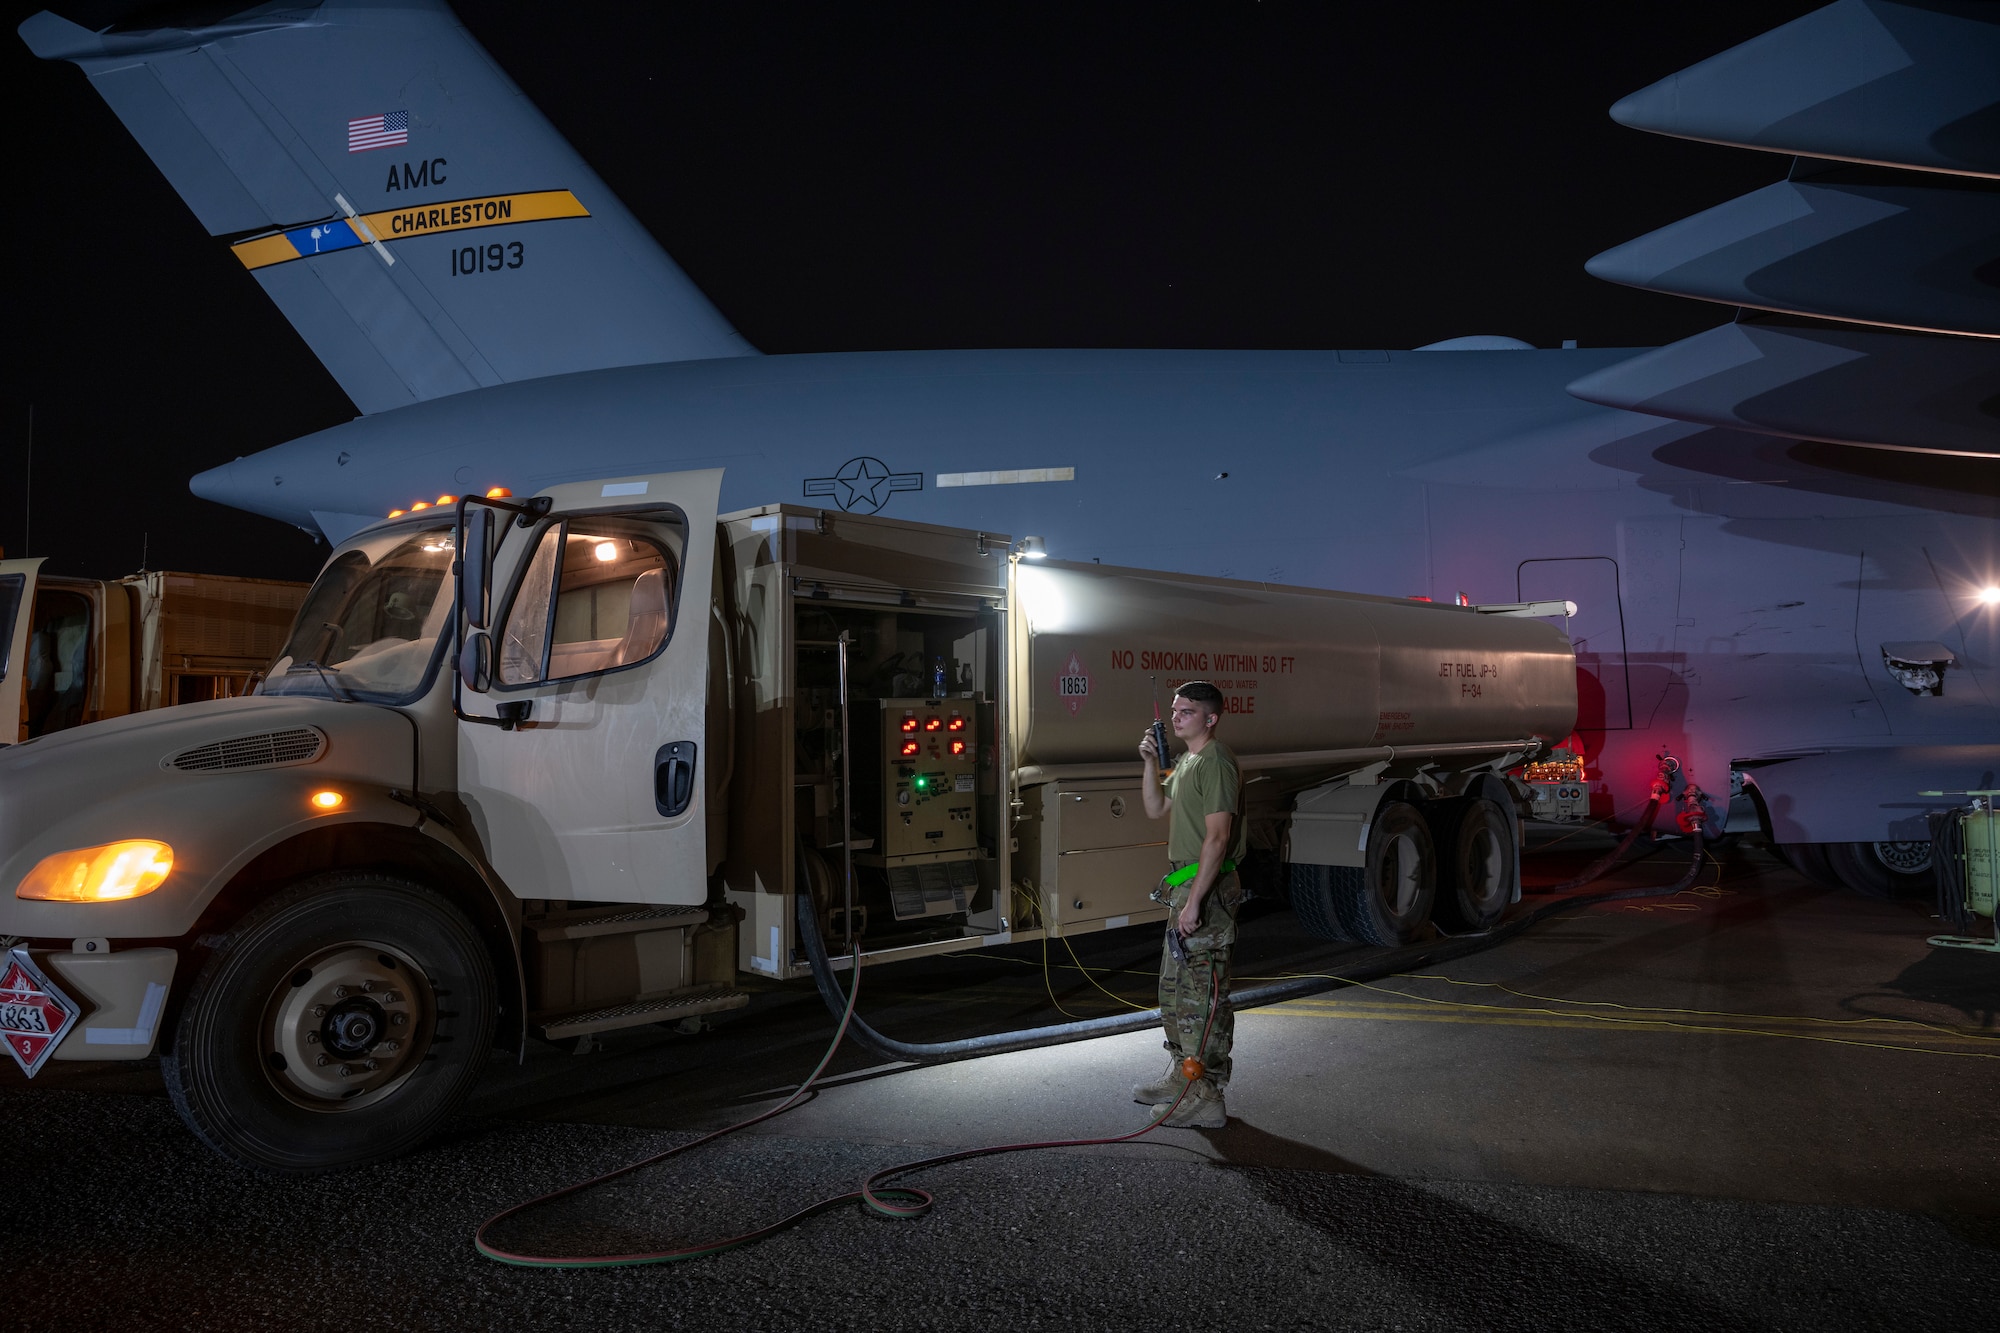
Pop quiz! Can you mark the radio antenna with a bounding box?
[1149,675,1174,777]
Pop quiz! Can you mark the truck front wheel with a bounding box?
[162,872,495,1173]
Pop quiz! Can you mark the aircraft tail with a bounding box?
[20,0,757,415]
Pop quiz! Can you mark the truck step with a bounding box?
[526,904,710,942]
[533,986,749,1041]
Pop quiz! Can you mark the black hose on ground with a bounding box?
[1533,796,1661,893]
[797,830,1709,1067]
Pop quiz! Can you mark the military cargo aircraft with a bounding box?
[17,0,2000,897]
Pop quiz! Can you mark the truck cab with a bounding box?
[0,558,128,742]
[0,558,306,745]
[0,472,739,1172]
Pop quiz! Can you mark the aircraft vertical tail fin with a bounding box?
[20,1,756,415]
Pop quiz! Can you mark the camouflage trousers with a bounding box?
[1158,868,1239,1089]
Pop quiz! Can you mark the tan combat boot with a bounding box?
[1130,1056,1188,1106]
[1150,1078,1226,1129]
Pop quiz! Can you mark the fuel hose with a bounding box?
[473,831,1706,1268]
[473,917,1225,1267]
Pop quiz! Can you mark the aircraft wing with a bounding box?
[1568,320,2000,457]
[1609,0,2000,179]
[19,0,757,416]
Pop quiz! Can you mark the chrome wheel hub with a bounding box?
[262,944,433,1112]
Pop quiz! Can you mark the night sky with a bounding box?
[2,1,1816,583]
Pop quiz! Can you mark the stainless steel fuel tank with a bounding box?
[1009,560,1576,768]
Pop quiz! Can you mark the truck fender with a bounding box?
[187,816,528,1058]
[1289,781,1396,868]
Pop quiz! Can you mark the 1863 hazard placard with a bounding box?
[1,949,80,1077]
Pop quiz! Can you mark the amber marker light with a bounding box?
[387,509,406,518]
[16,841,175,902]
[310,790,345,812]
[409,501,432,511]
[485,487,512,499]
[435,494,458,506]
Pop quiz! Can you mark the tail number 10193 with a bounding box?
[452,241,524,276]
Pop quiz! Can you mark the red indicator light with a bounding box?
[949,740,967,756]
[924,717,942,732]
[900,718,918,733]
[947,717,965,732]
[899,740,921,757]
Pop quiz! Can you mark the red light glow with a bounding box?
[900,718,918,732]
[924,718,942,732]
[949,740,967,756]
[899,740,921,757]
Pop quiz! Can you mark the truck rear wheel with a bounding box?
[1288,802,1436,946]
[162,872,495,1174]
[1432,797,1515,932]
[1287,862,1360,941]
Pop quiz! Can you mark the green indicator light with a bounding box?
[914,776,930,792]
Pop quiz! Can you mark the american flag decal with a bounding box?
[348,111,409,153]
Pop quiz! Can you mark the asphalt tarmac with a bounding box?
[7,834,1999,1332]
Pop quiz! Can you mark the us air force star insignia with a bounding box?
[803,457,924,514]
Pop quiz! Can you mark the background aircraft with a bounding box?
[15,0,2000,896]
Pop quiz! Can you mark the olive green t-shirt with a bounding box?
[1165,740,1247,863]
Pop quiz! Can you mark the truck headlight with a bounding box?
[15,841,175,902]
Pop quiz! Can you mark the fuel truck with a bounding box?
[0,559,308,741]
[0,470,1575,1171]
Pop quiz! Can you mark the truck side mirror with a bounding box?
[458,630,492,693]
[461,505,494,630]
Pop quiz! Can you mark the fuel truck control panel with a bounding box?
[855,699,982,920]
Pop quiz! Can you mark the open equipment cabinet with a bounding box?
[720,505,1066,981]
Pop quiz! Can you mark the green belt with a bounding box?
[1163,858,1236,889]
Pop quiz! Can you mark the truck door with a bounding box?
[0,558,39,745]
[457,471,722,905]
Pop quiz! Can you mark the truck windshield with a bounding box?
[263,524,455,704]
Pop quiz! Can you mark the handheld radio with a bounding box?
[1149,677,1173,778]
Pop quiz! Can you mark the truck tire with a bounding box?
[1432,797,1514,932]
[1823,840,1933,900]
[1287,862,1361,942]
[162,872,495,1174]
[1290,802,1437,946]
[1346,802,1437,945]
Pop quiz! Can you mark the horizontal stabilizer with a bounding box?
[19,1,756,415]
[1566,321,2000,456]
[1585,168,2000,337]
[1610,0,2000,179]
